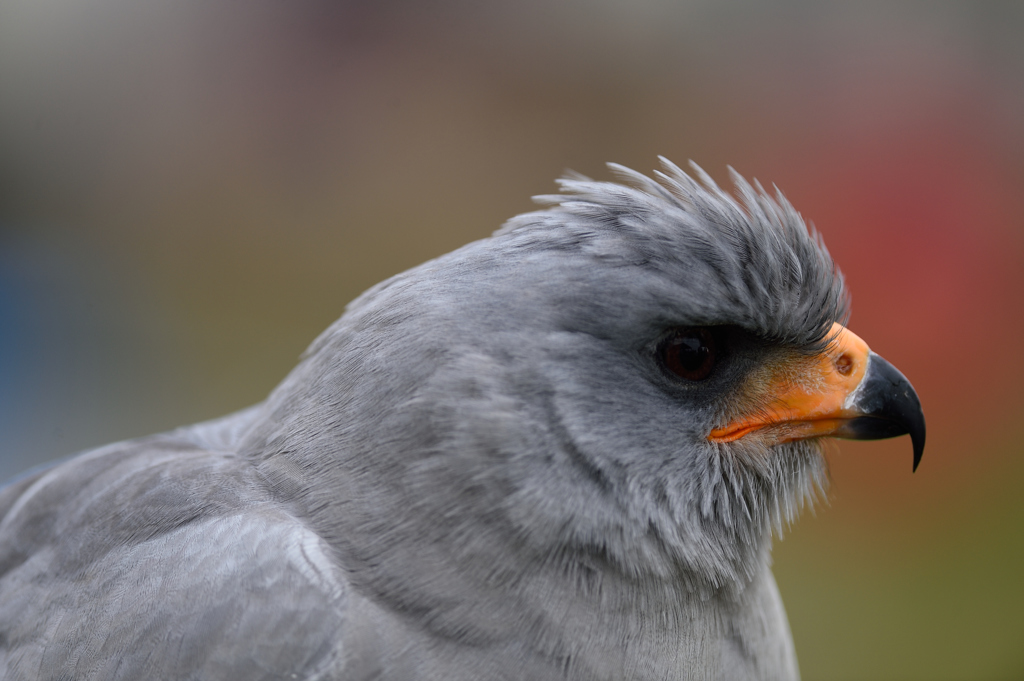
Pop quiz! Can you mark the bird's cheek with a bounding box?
[709,326,867,443]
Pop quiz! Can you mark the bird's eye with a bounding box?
[659,327,717,381]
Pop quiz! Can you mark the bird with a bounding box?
[0,159,924,681]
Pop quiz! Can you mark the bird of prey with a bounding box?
[0,159,924,680]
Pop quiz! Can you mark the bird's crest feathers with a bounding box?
[501,158,850,353]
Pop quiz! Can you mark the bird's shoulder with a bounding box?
[0,418,360,680]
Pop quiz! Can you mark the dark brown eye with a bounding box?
[659,327,717,381]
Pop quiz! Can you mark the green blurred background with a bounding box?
[1,1,1022,678]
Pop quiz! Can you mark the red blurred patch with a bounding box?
[795,124,1024,498]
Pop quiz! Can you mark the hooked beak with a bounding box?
[708,323,926,471]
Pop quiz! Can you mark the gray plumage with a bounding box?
[0,159,852,680]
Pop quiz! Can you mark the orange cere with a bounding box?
[708,323,870,445]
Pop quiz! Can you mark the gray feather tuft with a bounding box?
[509,158,849,352]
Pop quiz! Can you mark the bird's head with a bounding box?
[250,159,924,600]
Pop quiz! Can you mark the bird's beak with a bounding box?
[708,323,926,471]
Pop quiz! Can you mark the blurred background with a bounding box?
[1,0,1022,678]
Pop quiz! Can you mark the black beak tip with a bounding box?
[844,352,926,473]
[911,416,926,473]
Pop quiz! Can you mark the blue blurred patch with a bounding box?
[0,237,35,437]
[0,228,181,482]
